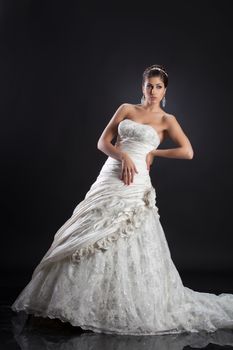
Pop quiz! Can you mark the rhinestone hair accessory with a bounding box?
[150,67,168,77]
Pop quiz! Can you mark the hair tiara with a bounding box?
[150,66,168,77]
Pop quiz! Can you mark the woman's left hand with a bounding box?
[146,151,155,171]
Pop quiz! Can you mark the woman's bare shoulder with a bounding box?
[121,103,136,111]
[163,112,176,119]
[162,112,177,124]
[114,103,135,115]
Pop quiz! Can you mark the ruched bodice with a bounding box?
[97,118,160,187]
[116,118,160,164]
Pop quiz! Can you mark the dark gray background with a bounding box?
[1,1,233,280]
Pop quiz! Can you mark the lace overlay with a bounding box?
[11,118,233,335]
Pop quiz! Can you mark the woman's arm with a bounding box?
[152,115,194,159]
[97,103,139,185]
[97,103,129,161]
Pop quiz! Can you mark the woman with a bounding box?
[11,64,233,336]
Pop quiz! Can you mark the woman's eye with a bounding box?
[146,85,162,89]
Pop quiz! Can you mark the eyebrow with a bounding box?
[146,83,163,86]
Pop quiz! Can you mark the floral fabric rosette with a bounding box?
[71,186,159,264]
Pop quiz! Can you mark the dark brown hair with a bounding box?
[142,64,168,88]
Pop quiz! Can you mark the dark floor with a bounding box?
[1,270,233,350]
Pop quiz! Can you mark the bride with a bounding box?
[11,64,233,336]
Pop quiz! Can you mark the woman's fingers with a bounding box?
[123,168,132,185]
[131,169,134,183]
[121,161,139,185]
[127,168,131,185]
[146,152,153,170]
[120,168,124,180]
[129,167,136,184]
[122,168,130,185]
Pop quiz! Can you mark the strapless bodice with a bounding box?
[115,118,160,158]
[114,118,160,161]
[96,118,161,186]
[116,118,160,150]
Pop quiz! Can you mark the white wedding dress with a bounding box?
[11,118,233,336]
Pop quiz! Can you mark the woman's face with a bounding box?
[142,76,166,105]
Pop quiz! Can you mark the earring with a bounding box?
[162,95,166,108]
[141,94,145,104]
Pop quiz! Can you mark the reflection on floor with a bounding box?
[1,269,233,350]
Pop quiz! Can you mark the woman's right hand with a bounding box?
[120,152,138,185]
